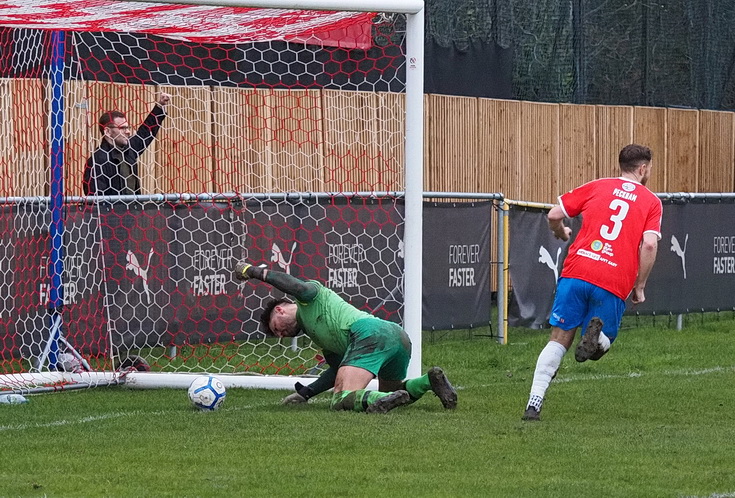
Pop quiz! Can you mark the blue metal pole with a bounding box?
[48,30,66,370]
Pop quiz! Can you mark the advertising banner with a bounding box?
[635,202,735,313]
[422,202,492,330]
[508,201,735,326]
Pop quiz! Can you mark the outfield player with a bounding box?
[522,144,662,421]
[235,262,457,414]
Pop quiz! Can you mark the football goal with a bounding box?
[0,0,425,393]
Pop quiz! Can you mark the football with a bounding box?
[187,375,227,411]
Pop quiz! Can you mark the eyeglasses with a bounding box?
[107,125,131,131]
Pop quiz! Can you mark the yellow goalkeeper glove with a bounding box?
[234,261,253,281]
[234,262,267,281]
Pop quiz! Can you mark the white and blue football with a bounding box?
[188,375,226,411]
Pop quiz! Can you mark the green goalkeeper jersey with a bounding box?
[295,281,372,355]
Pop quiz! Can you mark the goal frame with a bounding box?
[0,0,425,392]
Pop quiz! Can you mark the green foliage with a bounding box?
[2,320,735,497]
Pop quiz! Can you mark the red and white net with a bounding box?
[0,1,407,392]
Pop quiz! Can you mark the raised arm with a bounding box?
[235,262,318,302]
[128,92,169,155]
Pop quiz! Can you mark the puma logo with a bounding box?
[539,245,562,281]
[126,248,154,303]
[271,241,297,275]
[670,234,688,279]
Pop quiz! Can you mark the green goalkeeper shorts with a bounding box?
[341,317,412,380]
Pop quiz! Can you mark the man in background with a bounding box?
[83,92,170,196]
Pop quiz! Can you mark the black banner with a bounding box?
[1,198,409,361]
[425,39,513,99]
[1,204,49,360]
[422,202,492,329]
[508,201,735,326]
[508,206,582,328]
[634,202,735,313]
[239,197,406,322]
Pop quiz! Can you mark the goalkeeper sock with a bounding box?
[403,373,431,400]
[330,390,391,412]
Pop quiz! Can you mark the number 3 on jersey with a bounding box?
[600,199,629,240]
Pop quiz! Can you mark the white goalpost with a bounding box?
[0,0,424,392]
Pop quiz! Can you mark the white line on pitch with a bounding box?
[553,365,734,384]
[0,403,261,433]
[681,492,735,498]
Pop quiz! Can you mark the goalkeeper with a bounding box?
[235,262,457,414]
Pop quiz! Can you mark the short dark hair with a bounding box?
[619,144,652,172]
[259,298,290,335]
[98,110,126,134]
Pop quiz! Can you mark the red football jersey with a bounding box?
[558,177,662,300]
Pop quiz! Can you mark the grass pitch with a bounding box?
[1,317,734,497]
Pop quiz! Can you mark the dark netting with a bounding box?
[426,0,735,110]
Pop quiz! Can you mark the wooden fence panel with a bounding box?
[7,86,735,201]
[698,110,734,192]
[155,85,213,194]
[633,106,667,193]
[2,79,47,198]
[478,98,521,198]
[0,79,19,197]
[323,90,397,192]
[267,89,323,193]
[558,103,596,195]
[425,94,478,193]
[375,91,405,192]
[596,105,633,179]
[211,87,268,193]
[63,80,92,198]
[520,101,559,203]
[666,108,699,192]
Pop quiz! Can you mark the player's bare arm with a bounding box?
[547,206,572,241]
[234,262,318,302]
[632,232,659,304]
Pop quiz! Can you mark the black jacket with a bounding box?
[83,104,166,196]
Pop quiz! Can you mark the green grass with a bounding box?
[2,319,735,497]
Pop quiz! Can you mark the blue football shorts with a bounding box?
[549,277,626,342]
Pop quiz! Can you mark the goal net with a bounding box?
[0,0,425,393]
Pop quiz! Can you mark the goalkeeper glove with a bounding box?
[280,382,315,404]
[281,392,307,404]
[234,262,267,281]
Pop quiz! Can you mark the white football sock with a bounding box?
[527,341,567,409]
[598,332,611,352]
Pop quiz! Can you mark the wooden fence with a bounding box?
[1,79,734,202]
